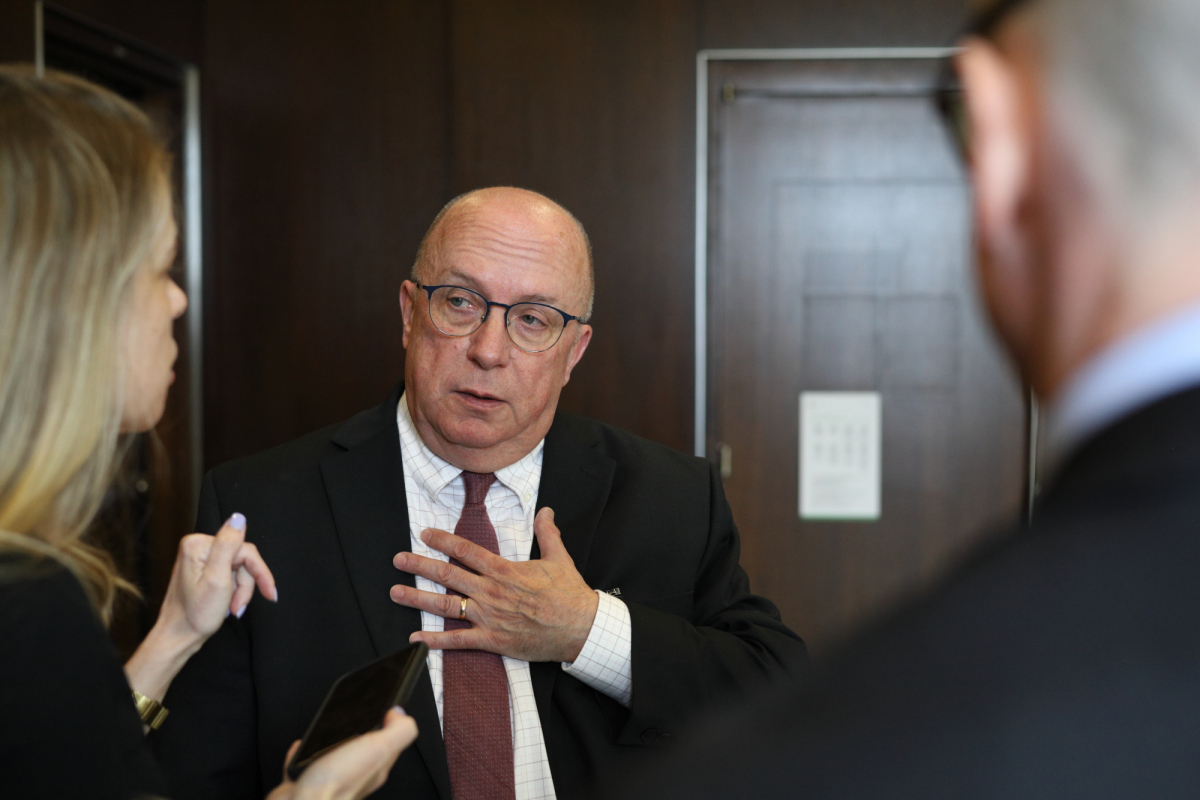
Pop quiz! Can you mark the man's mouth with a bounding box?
[455,389,504,405]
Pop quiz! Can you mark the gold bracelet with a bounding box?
[131,689,169,730]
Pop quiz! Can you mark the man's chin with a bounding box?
[437,419,516,452]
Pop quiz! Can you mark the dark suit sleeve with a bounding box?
[149,471,265,800]
[616,464,807,745]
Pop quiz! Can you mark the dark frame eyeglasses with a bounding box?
[934,0,1036,160]
[415,282,582,354]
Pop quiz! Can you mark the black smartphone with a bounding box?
[286,642,428,781]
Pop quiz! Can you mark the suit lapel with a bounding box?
[320,385,453,800]
[529,414,617,711]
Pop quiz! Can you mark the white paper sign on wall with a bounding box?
[799,392,881,520]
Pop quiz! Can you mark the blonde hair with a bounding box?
[0,65,172,623]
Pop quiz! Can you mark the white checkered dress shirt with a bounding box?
[397,394,633,800]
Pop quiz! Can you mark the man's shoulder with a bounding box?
[550,411,710,480]
[208,398,395,488]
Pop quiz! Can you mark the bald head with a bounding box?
[413,187,594,322]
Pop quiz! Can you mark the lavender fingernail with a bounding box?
[393,705,406,715]
[236,604,247,619]
[229,512,246,531]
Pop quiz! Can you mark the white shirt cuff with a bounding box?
[562,590,633,707]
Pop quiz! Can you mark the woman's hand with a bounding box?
[125,513,278,703]
[157,512,277,639]
[267,707,418,800]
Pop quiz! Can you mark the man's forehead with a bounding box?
[440,198,579,250]
[432,209,585,279]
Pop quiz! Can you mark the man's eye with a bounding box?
[518,314,548,329]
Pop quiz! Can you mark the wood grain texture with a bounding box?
[449,0,698,453]
[201,0,451,467]
[707,58,1025,653]
[700,0,971,49]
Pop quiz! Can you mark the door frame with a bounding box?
[36,1,206,506]
[692,47,956,459]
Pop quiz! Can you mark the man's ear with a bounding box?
[560,324,592,387]
[399,281,416,349]
[959,36,1032,264]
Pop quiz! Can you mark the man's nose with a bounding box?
[467,308,511,369]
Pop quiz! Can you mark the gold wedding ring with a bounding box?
[459,596,468,620]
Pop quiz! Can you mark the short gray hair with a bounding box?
[1033,0,1200,220]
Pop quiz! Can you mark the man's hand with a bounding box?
[389,508,599,663]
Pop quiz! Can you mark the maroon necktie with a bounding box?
[443,471,516,800]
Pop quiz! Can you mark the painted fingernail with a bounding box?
[272,587,279,602]
[235,604,247,619]
[225,608,231,618]
[229,512,247,531]
[393,705,406,715]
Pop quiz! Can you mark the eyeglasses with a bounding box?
[935,0,1036,160]
[415,283,582,354]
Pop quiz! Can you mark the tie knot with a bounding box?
[461,471,496,507]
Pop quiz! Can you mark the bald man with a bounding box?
[152,188,807,800]
[618,1,1200,798]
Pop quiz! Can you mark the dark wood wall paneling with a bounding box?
[451,0,698,451]
[450,0,973,454]
[199,0,975,466]
[1,0,975,468]
[201,1,451,467]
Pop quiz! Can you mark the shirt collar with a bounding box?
[397,392,544,514]
[1047,301,1200,462]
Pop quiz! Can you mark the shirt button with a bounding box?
[640,728,657,742]
[524,491,531,503]
[657,732,673,744]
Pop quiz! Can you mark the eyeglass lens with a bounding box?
[427,285,566,353]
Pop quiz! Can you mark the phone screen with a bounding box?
[287,642,428,780]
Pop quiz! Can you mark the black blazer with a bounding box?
[151,383,806,800]
[617,385,1200,800]
[0,557,167,799]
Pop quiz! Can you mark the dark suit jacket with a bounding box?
[617,385,1200,800]
[151,383,806,800]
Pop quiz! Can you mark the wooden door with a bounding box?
[707,57,1027,654]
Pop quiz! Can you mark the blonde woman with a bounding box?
[0,66,416,799]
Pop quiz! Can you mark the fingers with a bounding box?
[533,507,567,560]
[282,740,300,785]
[379,706,419,748]
[291,707,417,798]
[352,708,418,795]
[229,565,255,618]
[389,584,475,620]
[409,627,488,651]
[392,551,485,597]
[202,513,247,584]
[231,541,278,602]
[418,528,507,575]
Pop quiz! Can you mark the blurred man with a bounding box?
[620,0,1200,797]
[152,187,806,800]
